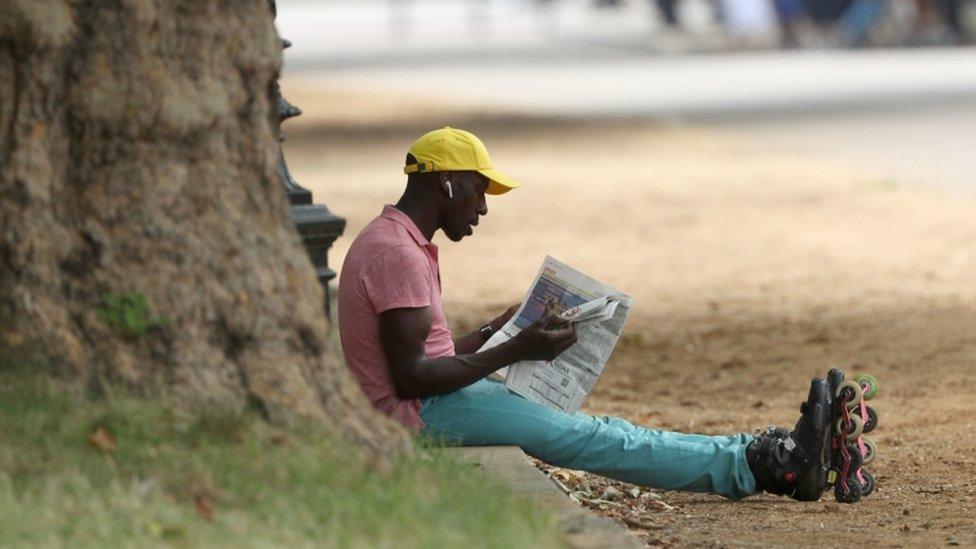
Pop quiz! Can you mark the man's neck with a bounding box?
[393,193,439,242]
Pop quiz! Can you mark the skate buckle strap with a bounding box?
[782,436,812,467]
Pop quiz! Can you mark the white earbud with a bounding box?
[445,180,453,199]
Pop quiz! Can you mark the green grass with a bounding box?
[0,366,562,548]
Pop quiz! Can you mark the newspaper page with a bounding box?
[479,256,633,414]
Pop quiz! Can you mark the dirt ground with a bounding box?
[284,80,976,547]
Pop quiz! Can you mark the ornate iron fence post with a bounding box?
[270,0,346,318]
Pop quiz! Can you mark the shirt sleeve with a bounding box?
[361,245,432,314]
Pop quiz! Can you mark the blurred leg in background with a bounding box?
[840,0,885,46]
[774,0,806,47]
[936,0,968,42]
[910,0,938,44]
[804,0,850,45]
[656,0,682,27]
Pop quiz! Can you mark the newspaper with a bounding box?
[479,256,633,414]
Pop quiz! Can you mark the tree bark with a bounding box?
[0,0,406,452]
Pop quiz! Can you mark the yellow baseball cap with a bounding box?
[403,127,520,195]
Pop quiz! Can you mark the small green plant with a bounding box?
[99,291,168,338]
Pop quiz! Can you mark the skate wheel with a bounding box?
[860,406,878,433]
[846,441,863,470]
[834,475,862,503]
[836,380,863,409]
[854,373,879,400]
[836,414,864,441]
[859,469,876,497]
[861,437,877,466]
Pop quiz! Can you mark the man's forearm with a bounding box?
[399,339,523,399]
[452,331,485,356]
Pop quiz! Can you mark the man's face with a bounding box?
[440,172,489,242]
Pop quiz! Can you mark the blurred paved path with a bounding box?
[300,48,976,121]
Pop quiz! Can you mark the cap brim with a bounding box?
[478,168,520,195]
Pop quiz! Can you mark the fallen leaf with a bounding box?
[549,476,573,495]
[550,468,591,494]
[267,430,289,446]
[579,496,624,509]
[88,427,117,452]
[194,494,215,521]
[646,499,678,512]
[641,491,665,501]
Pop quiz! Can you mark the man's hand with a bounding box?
[499,303,520,325]
[510,314,577,361]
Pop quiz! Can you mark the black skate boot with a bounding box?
[746,378,832,501]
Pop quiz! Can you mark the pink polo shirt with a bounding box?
[337,205,455,430]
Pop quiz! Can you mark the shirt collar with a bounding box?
[380,205,436,250]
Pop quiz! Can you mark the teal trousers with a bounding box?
[420,379,757,500]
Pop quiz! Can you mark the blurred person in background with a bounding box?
[929,0,971,43]
[838,0,885,46]
[835,0,972,47]
[655,0,682,27]
[804,0,852,34]
[774,0,806,47]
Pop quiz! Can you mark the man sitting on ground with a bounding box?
[337,127,832,501]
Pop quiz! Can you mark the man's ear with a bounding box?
[438,171,453,199]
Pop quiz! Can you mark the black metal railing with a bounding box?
[270,0,346,318]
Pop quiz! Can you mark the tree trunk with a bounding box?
[0,0,406,452]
